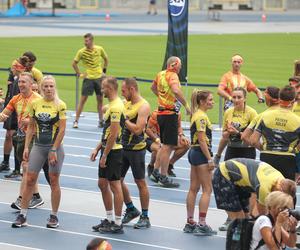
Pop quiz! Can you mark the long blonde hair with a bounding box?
[40,75,61,105]
[190,89,211,115]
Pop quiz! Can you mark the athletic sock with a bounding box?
[115,216,122,226]
[51,211,58,216]
[106,210,114,222]
[20,209,28,217]
[125,201,135,210]
[3,154,10,163]
[142,209,148,217]
[199,212,207,226]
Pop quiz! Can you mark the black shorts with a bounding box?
[146,138,153,152]
[98,149,123,181]
[260,153,296,181]
[157,113,178,146]
[3,111,18,130]
[82,78,102,96]
[188,147,211,166]
[121,149,146,180]
[213,168,250,213]
[224,147,256,161]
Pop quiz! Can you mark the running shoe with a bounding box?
[213,154,221,168]
[11,197,22,210]
[99,221,124,234]
[219,218,231,231]
[183,223,196,233]
[158,176,180,188]
[98,120,104,128]
[122,207,140,224]
[73,120,78,129]
[149,170,160,183]
[0,161,10,172]
[168,164,176,177]
[4,170,22,179]
[29,196,44,209]
[46,214,59,228]
[147,164,154,177]
[193,224,217,236]
[92,219,110,232]
[12,214,27,228]
[134,215,151,229]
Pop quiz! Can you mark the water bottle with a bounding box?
[232,226,241,241]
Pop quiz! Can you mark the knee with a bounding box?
[189,186,200,194]
[49,175,60,188]
[98,180,109,192]
[202,184,212,194]
[26,175,37,187]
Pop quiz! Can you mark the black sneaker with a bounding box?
[158,176,180,188]
[12,214,27,228]
[46,214,59,228]
[99,221,124,234]
[134,215,151,229]
[92,219,110,232]
[4,170,22,179]
[149,170,160,183]
[168,164,176,177]
[183,223,196,233]
[0,161,10,172]
[147,164,154,177]
[122,207,140,224]
[11,197,22,210]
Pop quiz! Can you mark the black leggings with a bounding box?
[224,147,256,161]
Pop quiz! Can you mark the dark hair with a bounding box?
[84,33,94,40]
[232,87,247,98]
[123,77,138,91]
[86,238,105,250]
[279,85,295,101]
[19,56,30,67]
[266,86,280,99]
[23,51,36,62]
[103,76,118,91]
[191,89,211,114]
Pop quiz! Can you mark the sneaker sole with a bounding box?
[133,224,151,229]
[11,203,21,210]
[99,229,124,234]
[149,175,159,183]
[46,223,59,228]
[193,232,216,236]
[29,200,44,209]
[158,181,180,188]
[12,222,28,228]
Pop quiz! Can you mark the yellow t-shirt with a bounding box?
[31,67,43,84]
[74,45,107,79]
[255,107,300,155]
[292,102,300,117]
[220,158,284,205]
[190,109,212,150]
[223,105,257,147]
[29,98,67,146]
[248,106,278,130]
[122,98,148,151]
[101,97,125,150]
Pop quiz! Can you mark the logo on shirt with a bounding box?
[169,0,185,17]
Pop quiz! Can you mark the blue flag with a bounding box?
[163,0,189,82]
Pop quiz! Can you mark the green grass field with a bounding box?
[0,33,299,123]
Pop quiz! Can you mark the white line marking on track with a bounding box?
[0,242,43,250]
[0,219,181,250]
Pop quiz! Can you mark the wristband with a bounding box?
[50,149,57,153]
[208,159,213,163]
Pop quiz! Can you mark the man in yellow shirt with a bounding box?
[72,33,108,129]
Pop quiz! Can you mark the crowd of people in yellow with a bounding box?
[1,32,300,249]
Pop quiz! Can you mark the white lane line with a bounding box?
[0,201,183,232]
[65,128,102,135]
[0,220,181,250]
[0,242,43,250]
